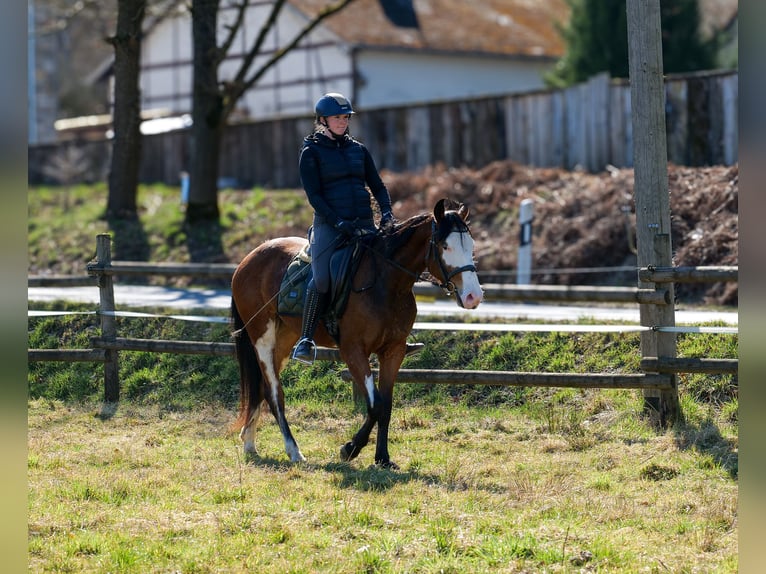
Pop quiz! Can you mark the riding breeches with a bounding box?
[309,221,341,294]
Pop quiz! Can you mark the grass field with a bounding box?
[28,389,737,573]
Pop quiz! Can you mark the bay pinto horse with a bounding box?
[230,198,483,469]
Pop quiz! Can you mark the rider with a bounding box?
[292,92,397,364]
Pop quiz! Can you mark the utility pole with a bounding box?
[626,0,679,426]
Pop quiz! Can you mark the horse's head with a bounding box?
[427,199,484,309]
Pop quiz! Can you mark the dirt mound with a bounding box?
[382,161,738,305]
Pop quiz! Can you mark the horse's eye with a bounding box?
[441,242,450,250]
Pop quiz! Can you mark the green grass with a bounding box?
[28,392,737,573]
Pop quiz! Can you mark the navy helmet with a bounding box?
[314,92,355,117]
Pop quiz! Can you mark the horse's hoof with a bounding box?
[340,441,358,462]
[376,460,400,471]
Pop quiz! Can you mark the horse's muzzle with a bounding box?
[457,287,483,309]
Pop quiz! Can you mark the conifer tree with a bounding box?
[546,0,718,88]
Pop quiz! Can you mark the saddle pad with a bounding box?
[277,251,311,316]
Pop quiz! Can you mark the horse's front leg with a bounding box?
[372,348,406,470]
[339,355,381,463]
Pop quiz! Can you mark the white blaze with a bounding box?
[441,230,483,309]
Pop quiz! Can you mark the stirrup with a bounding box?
[291,337,317,365]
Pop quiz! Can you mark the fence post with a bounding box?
[95,234,120,402]
[517,199,534,284]
[626,0,678,426]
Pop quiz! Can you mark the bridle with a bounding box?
[423,219,477,305]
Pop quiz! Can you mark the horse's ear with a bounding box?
[458,203,470,221]
[434,198,446,222]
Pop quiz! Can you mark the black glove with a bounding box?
[380,211,396,232]
[335,219,360,237]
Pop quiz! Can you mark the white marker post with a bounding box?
[517,198,534,284]
[180,171,190,204]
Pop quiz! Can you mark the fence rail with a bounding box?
[340,369,674,390]
[32,264,738,305]
[28,234,738,403]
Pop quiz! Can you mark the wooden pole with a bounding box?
[626,0,679,425]
[94,234,120,403]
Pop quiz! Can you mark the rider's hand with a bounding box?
[335,219,361,237]
[380,211,396,232]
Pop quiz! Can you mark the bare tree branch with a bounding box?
[218,0,251,61]
[223,0,358,118]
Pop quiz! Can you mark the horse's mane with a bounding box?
[378,206,470,259]
[380,212,431,258]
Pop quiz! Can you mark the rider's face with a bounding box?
[325,114,350,136]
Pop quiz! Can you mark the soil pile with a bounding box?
[383,161,738,305]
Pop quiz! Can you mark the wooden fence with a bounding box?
[28,234,738,404]
[28,70,737,188]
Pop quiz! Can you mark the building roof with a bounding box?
[89,0,738,84]
[290,0,569,59]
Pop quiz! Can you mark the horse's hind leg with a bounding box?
[239,402,262,455]
[255,321,306,463]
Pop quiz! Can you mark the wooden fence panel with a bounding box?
[588,73,611,173]
[609,83,632,167]
[721,74,738,165]
[687,74,713,166]
[665,79,689,165]
[528,94,545,167]
[504,94,527,165]
[406,106,431,171]
[549,90,566,168]
[564,82,587,170]
[708,76,725,165]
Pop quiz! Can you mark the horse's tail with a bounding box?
[231,297,263,430]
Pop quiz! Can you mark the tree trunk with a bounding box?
[187,0,223,223]
[107,0,146,219]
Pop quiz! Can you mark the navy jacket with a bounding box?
[299,132,392,228]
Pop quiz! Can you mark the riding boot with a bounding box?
[291,282,327,364]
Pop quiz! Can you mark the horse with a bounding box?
[230,198,483,469]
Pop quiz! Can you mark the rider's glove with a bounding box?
[380,211,396,232]
[335,219,361,237]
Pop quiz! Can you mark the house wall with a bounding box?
[355,51,553,109]
[135,3,556,121]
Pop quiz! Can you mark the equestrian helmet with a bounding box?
[315,93,355,117]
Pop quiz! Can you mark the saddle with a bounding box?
[277,236,372,342]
